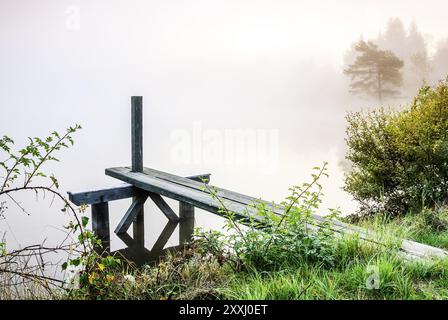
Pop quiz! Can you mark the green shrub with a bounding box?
[69,243,230,300]
[345,80,448,217]
[196,163,340,272]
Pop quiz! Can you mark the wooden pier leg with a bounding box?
[91,202,110,254]
[179,174,211,244]
[179,202,195,244]
[131,96,145,246]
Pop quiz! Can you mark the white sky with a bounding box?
[1,0,448,67]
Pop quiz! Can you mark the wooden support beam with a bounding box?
[67,172,211,247]
[179,202,195,244]
[115,194,148,234]
[148,192,180,223]
[91,202,110,254]
[179,174,210,244]
[131,96,145,244]
[116,232,135,248]
[151,221,178,252]
[68,183,136,206]
[131,96,143,173]
[133,208,145,246]
[68,174,211,206]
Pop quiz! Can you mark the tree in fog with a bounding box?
[431,38,448,83]
[344,40,404,103]
[346,18,434,100]
[377,19,431,94]
[410,52,432,83]
[405,21,431,92]
[377,18,408,58]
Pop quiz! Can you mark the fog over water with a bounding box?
[1,0,448,253]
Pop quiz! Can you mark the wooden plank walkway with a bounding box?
[105,166,448,260]
[68,97,448,262]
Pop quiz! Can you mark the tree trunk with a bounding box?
[377,66,383,104]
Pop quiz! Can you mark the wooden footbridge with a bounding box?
[68,97,447,263]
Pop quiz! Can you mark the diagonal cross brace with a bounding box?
[115,194,148,234]
[114,192,179,234]
[148,192,180,223]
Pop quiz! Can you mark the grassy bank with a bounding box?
[220,210,448,300]
[2,125,448,300]
[62,206,448,300]
[2,197,448,300]
[221,210,448,300]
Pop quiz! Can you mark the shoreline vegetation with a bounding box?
[2,81,448,300]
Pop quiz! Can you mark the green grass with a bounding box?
[218,241,448,300]
[71,219,448,300]
[24,207,448,300]
[354,209,448,250]
[213,209,448,300]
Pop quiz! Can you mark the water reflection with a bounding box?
[108,218,194,267]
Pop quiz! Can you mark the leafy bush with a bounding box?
[69,243,230,300]
[0,126,124,300]
[0,125,99,298]
[196,163,340,272]
[420,207,448,232]
[345,80,448,217]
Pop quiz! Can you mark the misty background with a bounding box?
[1,0,448,253]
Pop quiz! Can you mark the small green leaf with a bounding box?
[82,216,89,228]
[70,257,81,267]
[50,175,59,189]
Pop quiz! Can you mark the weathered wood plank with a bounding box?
[143,167,374,237]
[140,167,368,234]
[115,194,148,234]
[68,183,137,206]
[67,173,210,243]
[148,192,180,223]
[106,167,260,220]
[107,167,362,235]
[401,239,448,259]
[67,173,210,206]
[106,168,360,242]
[105,166,448,260]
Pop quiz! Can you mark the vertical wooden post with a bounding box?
[92,202,110,254]
[179,174,211,244]
[131,96,143,173]
[131,96,145,246]
[179,202,195,244]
